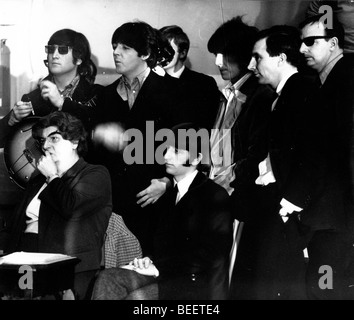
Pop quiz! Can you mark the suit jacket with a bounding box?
[4,158,112,273]
[0,78,102,147]
[230,73,320,300]
[177,67,220,131]
[230,75,274,188]
[154,171,233,300]
[92,70,185,255]
[301,56,354,230]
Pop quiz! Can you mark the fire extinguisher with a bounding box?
[0,39,10,117]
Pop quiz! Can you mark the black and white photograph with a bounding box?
[0,0,353,307]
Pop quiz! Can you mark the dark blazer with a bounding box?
[4,158,112,273]
[230,73,319,300]
[230,74,274,188]
[154,171,233,300]
[92,70,185,255]
[177,67,220,131]
[298,57,354,230]
[0,78,102,147]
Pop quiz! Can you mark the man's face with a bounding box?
[164,145,194,181]
[214,53,241,82]
[163,39,179,72]
[47,45,79,77]
[112,43,147,78]
[300,22,333,73]
[248,38,280,89]
[38,126,77,163]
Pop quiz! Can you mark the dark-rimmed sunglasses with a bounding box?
[301,36,331,47]
[45,45,72,55]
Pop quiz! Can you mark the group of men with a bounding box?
[0,6,353,300]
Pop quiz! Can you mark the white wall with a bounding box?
[0,0,310,108]
[0,0,311,204]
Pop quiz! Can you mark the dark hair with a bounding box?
[32,111,88,157]
[154,28,175,67]
[207,16,258,70]
[112,21,165,68]
[256,25,303,68]
[48,29,97,84]
[160,25,190,62]
[167,122,209,169]
[299,13,345,49]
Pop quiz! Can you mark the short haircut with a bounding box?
[167,122,210,170]
[112,21,161,68]
[32,111,88,157]
[255,25,303,68]
[160,25,190,61]
[207,16,258,70]
[48,29,97,84]
[299,13,345,49]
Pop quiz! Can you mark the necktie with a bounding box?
[271,91,279,111]
[171,184,179,205]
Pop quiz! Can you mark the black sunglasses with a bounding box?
[301,36,331,47]
[45,45,72,55]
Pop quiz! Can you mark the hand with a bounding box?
[40,80,64,109]
[92,122,128,152]
[37,151,58,180]
[136,178,170,207]
[279,207,290,223]
[9,101,34,125]
[121,257,159,277]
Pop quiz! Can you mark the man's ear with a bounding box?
[329,37,339,51]
[141,54,150,61]
[178,49,188,61]
[278,53,287,66]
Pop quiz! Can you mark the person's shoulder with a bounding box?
[183,67,217,85]
[286,72,318,93]
[196,174,229,198]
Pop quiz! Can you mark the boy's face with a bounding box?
[164,145,194,181]
[112,42,147,78]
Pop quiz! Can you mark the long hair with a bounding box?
[48,29,97,84]
[207,16,258,71]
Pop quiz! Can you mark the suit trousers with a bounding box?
[91,267,158,300]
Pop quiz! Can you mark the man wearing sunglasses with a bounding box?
[0,29,102,147]
[299,14,354,299]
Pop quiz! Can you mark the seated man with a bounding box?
[91,123,233,300]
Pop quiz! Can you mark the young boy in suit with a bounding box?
[91,123,233,300]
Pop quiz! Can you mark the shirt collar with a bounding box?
[168,65,185,79]
[222,72,252,99]
[276,70,298,95]
[49,74,80,98]
[174,170,198,200]
[121,67,150,89]
[319,53,343,85]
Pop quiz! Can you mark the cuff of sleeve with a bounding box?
[280,198,303,214]
[46,174,59,183]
